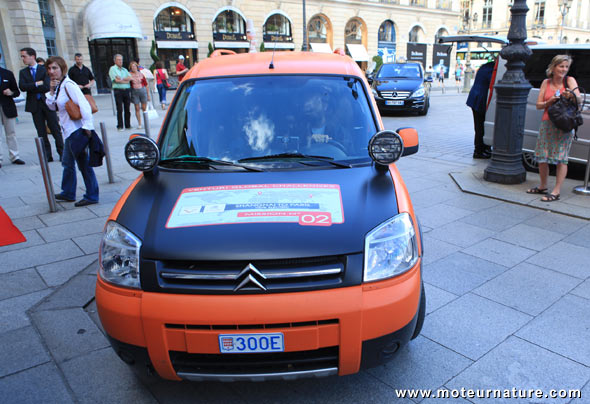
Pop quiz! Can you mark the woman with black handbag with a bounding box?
[45,56,99,207]
[527,55,581,202]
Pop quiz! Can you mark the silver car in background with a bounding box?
[484,44,589,172]
[439,36,589,172]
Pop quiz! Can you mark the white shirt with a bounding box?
[45,76,94,138]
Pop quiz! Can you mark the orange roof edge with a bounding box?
[190,51,363,78]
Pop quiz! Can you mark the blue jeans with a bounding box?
[60,132,99,202]
[157,84,167,104]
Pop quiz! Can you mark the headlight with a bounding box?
[99,221,141,289]
[364,213,419,282]
[125,136,160,171]
[412,86,425,98]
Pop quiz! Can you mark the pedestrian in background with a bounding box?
[129,61,150,129]
[154,61,169,110]
[18,47,63,162]
[527,54,580,202]
[68,53,95,95]
[0,52,25,167]
[45,56,99,207]
[438,64,445,93]
[36,57,45,66]
[108,54,132,131]
[466,60,495,159]
[454,65,462,92]
[176,55,188,83]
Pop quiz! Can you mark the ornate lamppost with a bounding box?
[559,0,572,44]
[302,0,308,51]
[483,0,532,184]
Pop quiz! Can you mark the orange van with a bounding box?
[96,51,425,381]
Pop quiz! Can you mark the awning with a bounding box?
[346,44,369,62]
[263,42,295,50]
[310,42,333,53]
[85,0,142,41]
[214,41,250,49]
[156,41,199,49]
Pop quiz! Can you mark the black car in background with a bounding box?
[369,62,432,115]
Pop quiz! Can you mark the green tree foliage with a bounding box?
[260,43,266,52]
[208,43,214,57]
[372,55,383,72]
[149,40,159,71]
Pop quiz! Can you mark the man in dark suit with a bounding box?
[466,60,495,159]
[0,53,25,167]
[18,47,63,161]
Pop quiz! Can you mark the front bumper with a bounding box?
[375,96,426,112]
[96,260,422,381]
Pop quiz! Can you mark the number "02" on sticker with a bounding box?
[298,212,332,226]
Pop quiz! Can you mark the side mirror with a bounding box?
[397,127,419,156]
[424,76,433,83]
[125,135,160,172]
[367,74,374,85]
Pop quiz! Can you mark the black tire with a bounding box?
[418,99,429,116]
[411,284,426,340]
[522,152,539,173]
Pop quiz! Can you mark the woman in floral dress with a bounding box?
[527,55,581,202]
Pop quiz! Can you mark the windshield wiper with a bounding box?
[160,156,263,172]
[239,153,352,168]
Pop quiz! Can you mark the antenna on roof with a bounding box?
[269,42,276,69]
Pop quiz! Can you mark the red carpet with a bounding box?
[0,206,26,247]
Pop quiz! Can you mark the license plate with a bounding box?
[385,100,404,106]
[218,333,284,353]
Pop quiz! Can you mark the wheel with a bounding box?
[418,99,429,116]
[411,284,426,340]
[522,151,539,173]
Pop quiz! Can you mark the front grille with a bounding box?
[145,254,359,294]
[170,346,339,375]
[380,90,411,100]
[166,319,338,330]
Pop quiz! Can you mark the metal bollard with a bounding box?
[573,139,590,196]
[99,122,115,184]
[143,111,151,138]
[35,137,58,212]
[110,89,116,116]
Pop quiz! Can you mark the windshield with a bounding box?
[159,75,377,166]
[377,64,422,79]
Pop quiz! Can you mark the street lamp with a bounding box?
[559,0,572,44]
[461,7,477,92]
[483,0,532,184]
[302,0,308,51]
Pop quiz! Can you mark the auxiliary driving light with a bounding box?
[124,136,160,171]
[368,130,404,166]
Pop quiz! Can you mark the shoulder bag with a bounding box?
[63,85,82,121]
[548,76,585,138]
[157,70,170,89]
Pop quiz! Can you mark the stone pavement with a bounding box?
[0,91,589,403]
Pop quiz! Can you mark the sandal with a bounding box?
[541,193,560,202]
[526,187,548,194]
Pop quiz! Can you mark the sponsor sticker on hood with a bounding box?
[166,184,344,228]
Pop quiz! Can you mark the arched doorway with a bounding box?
[212,8,249,53]
[344,18,369,71]
[154,3,198,80]
[263,12,294,51]
[85,0,142,93]
[407,25,427,69]
[307,14,333,53]
[378,20,396,63]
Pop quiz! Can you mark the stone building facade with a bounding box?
[1,0,463,91]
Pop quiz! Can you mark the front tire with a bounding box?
[522,152,539,173]
[418,99,429,116]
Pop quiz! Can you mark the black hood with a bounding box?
[373,78,423,92]
[116,167,399,261]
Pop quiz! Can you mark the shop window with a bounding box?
[435,28,448,43]
[213,10,246,35]
[308,15,328,42]
[264,14,291,37]
[378,20,395,43]
[155,7,194,34]
[345,18,364,44]
[409,26,423,43]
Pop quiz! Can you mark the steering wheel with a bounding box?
[326,139,347,154]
